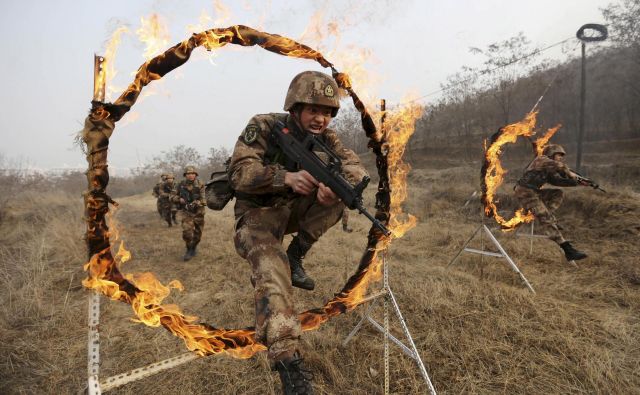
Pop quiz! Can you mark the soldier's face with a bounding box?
[298,104,333,134]
[166,178,174,184]
[186,173,196,181]
[552,153,565,162]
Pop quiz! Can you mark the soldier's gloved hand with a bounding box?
[285,170,318,195]
[179,198,186,205]
[317,182,340,206]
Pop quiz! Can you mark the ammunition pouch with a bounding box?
[205,170,234,210]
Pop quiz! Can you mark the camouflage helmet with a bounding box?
[283,71,340,116]
[543,144,566,158]
[183,166,198,176]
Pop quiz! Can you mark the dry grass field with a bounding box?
[1,141,639,394]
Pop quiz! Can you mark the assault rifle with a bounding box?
[271,120,391,236]
[573,172,606,193]
[179,185,204,211]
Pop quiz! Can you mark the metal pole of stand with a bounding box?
[87,292,102,395]
[383,253,390,395]
[529,221,535,255]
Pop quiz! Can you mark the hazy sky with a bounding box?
[0,0,612,172]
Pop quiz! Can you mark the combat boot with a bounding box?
[560,241,587,261]
[274,352,314,395]
[183,247,193,261]
[287,235,315,291]
[190,245,197,257]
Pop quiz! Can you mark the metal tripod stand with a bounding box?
[343,253,437,395]
[447,218,536,293]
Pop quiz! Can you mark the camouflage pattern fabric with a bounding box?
[174,179,206,248]
[341,207,350,228]
[515,155,579,245]
[515,186,565,244]
[152,182,163,217]
[229,112,366,363]
[158,180,177,226]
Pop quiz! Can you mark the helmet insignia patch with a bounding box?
[324,84,334,97]
[242,124,259,144]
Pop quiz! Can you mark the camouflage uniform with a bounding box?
[514,154,579,244]
[230,112,367,363]
[158,176,178,227]
[341,207,352,232]
[173,171,206,255]
[152,175,166,218]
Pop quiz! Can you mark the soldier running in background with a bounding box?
[514,144,591,261]
[152,174,167,218]
[173,166,206,261]
[158,174,178,227]
[229,71,367,394]
[341,207,353,233]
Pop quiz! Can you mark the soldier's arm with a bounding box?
[545,158,579,187]
[198,180,206,205]
[323,129,368,185]
[229,116,290,195]
[170,184,182,204]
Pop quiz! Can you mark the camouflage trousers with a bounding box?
[159,198,176,226]
[156,198,163,217]
[233,193,344,363]
[180,208,205,248]
[514,186,565,244]
[341,208,350,228]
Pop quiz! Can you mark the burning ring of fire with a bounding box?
[81,25,420,358]
[481,111,561,231]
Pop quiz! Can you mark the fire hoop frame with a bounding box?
[82,26,431,393]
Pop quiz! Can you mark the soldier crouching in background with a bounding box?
[514,144,591,261]
[229,71,367,394]
[172,166,206,261]
[158,173,177,227]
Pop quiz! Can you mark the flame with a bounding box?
[385,102,422,238]
[298,102,422,331]
[297,9,379,106]
[534,124,562,156]
[136,14,171,61]
[103,26,130,100]
[83,207,266,358]
[482,111,538,230]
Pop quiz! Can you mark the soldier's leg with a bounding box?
[288,193,345,242]
[171,208,178,224]
[161,202,172,226]
[156,199,163,217]
[234,206,300,363]
[284,194,345,290]
[181,211,196,260]
[190,211,205,256]
[341,208,352,232]
[540,188,564,212]
[516,189,565,245]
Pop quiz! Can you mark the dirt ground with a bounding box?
[1,141,639,394]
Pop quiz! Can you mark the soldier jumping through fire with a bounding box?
[173,166,206,261]
[514,144,593,262]
[158,173,178,227]
[229,71,367,394]
[152,173,167,218]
